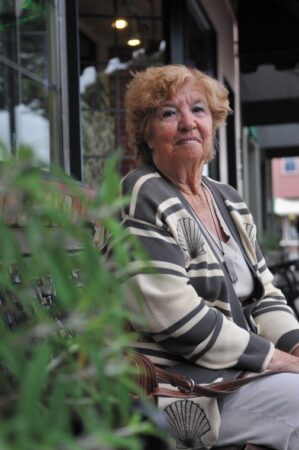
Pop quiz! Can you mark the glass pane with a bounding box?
[0,62,19,154]
[118,0,161,17]
[79,0,161,22]
[0,1,57,82]
[79,16,133,70]
[83,157,110,188]
[0,1,18,63]
[19,0,53,81]
[0,62,51,163]
[82,108,116,187]
[79,0,164,185]
[79,16,164,71]
[0,1,62,166]
[186,4,216,75]
[79,0,114,16]
[81,110,116,156]
[80,69,114,110]
[18,74,50,163]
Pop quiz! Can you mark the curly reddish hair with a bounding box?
[125,64,232,164]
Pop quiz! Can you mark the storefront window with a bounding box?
[185,2,216,76]
[283,157,297,174]
[0,0,62,166]
[78,0,165,187]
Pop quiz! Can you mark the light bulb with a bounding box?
[112,18,128,30]
[127,37,141,47]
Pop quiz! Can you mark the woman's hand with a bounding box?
[267,348,299,373]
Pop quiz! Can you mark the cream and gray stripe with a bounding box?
[119,163,299,381]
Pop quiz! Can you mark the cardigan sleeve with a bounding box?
[120,172,274,372]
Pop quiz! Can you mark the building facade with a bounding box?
[0,0,240,190]
[272,157,299,260]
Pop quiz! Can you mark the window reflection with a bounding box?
[0,0,60,166]
[0,62,51,162]
[19,1,52,80]
[0,63,18,154]
[18,74,50,163]
[0,2,17,64]
[1,1,54,80]
[79,0,165,187]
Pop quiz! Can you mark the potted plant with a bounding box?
[0,148,165,450]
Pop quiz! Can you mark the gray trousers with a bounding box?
[214,373,299,450]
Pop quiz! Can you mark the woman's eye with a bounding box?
[192,104,205,114]
[161,108,176,119]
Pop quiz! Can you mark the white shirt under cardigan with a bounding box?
[206,190,254,302]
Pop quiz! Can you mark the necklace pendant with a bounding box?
[223,255,238,284]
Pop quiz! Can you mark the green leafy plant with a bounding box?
[0,149,160,450]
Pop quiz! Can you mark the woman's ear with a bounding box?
[139,142,154,164]
[144,136,154,152]
[143,119,153,150]
[141,141,151,152]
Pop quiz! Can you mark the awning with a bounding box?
[274,197,299,216]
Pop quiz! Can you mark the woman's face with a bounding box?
[146,79,213,177]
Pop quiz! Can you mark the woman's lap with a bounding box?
[214,372,299,450]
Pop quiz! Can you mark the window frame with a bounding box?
[0,0,69,171]
[282,157,298,175]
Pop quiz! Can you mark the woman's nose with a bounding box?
[178,110,196,131]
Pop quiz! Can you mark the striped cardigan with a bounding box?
[120,163,299,380]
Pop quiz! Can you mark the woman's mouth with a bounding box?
[175,137,201,145]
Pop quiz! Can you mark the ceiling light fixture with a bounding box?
[127,36,141,47]
[127,17,141,47]
[112,18,128,30]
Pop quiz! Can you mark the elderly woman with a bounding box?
[120,65,299,449]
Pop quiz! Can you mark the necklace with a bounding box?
[201,185,239,284]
